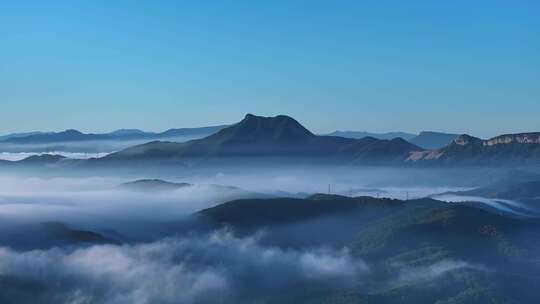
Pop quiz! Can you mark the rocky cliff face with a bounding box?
[408,132,540,165]
[484,133,540,146]
[453,134,483,146]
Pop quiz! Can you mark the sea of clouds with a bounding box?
[0,229,369,304]
[0,172,495,304]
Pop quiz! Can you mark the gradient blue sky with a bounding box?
[1,0,538,137]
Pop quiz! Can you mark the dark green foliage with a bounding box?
[193,194,540,303]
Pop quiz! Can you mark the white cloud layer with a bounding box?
[0,229,367,304]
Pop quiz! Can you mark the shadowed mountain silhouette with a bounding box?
[409,131,461,149]
[196,194,405,227]
[102,114,421,162]
[324,131,416,141]
[120,179,191,192]
[324,130,462,149]
[187,193,540,304]
[0,222,116,251]
[2,125,228,143]
[0,131,50,141]
[18,154,67,164]
[4,129,104,143]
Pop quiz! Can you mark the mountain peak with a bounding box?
[20,154,66,163]
[212,114,315,143]
[419,131,445,136]
[242,113,301,124]
[62,129,84,135]
[110,129,146,136]
[120,179,191,192]
[104,114,423,162]
[452,134,482,146]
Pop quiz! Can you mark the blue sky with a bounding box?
[1,0,538,137]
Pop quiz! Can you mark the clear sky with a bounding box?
[1,0,538,137]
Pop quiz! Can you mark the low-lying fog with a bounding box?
[0,176,253,240]
[0,166,527,232]
[0,225,482,304]
[0,152,110,161]
[433,194,540,217]
[0,135,207,157]
[0,168,475,239]
[0,166,536,303]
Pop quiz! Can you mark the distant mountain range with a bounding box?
[409,131,461,149]
[409,133,540,165]
[1,127,460,151]
[329,130,460,149]
[0,125,228,144]
[120,179,192,192]
[103,114,540,166]
[101,114,422,164]
[324,131,416,141]
[0,131,51,141]
[1,114,539,167]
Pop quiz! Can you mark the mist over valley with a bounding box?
[2,1,539,302]
[0,115,539,303]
